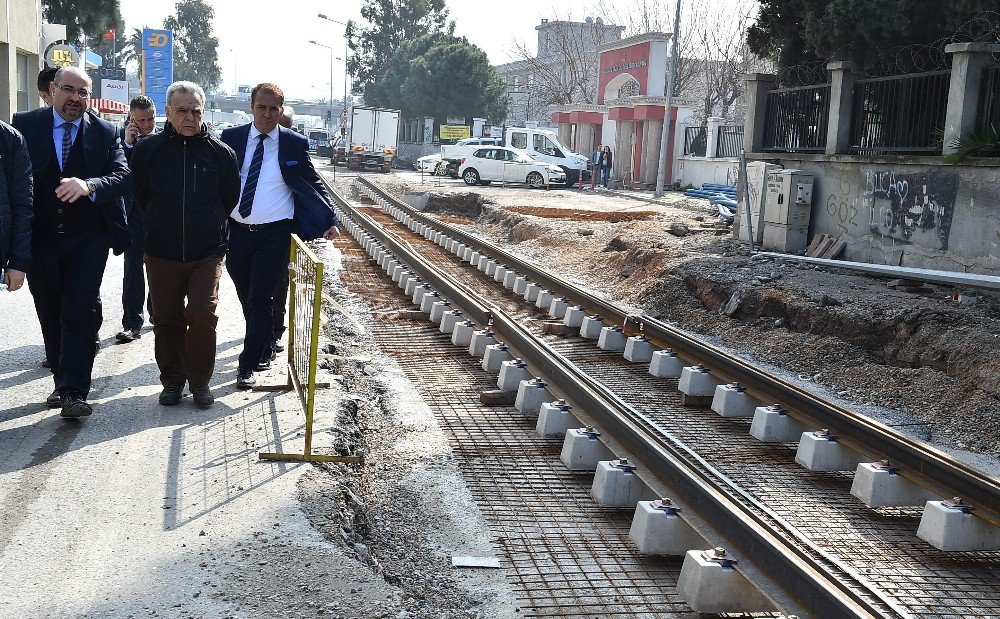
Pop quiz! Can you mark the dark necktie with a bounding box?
[61,122,73,170]
[238,134,267,218]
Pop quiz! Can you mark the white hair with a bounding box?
[166,81,206,107]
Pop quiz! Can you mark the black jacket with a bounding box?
[0,120,33,272]
[12,107,131,254]
[130,122,240,262]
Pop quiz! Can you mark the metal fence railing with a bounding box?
[716,125,745,157]
[850,70,951,155]
[974,65,1000,155]
[259,235,360,464]
[684,125,707,156]
[762,83,831,152]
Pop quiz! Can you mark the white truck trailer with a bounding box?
[347,106,400,172]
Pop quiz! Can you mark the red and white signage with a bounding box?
[598,42,652,104]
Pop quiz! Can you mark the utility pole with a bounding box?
[654,0,682,197]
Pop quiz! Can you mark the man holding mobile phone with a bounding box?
[116,95,157,343]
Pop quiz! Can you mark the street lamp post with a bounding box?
[317,13,350,135]
[308,40,335,133]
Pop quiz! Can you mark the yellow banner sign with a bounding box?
[440,125,471,140]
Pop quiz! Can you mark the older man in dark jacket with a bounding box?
[0,120,33,291]
[130,81,240,408]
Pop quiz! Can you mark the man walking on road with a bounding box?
[115,95,158,344]
[221,83,339,390]
[0,120,33,293]
[130,81,241,408]
[12,66,131,418]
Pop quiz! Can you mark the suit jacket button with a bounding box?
[58,208,63,213]
[58,223,64,228]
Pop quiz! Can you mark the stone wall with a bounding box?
[751,153,1000,274]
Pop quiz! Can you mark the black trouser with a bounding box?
[226,220,293,371]
[272,268,289,345]
[121,220,150,331]
[26,228,111,399]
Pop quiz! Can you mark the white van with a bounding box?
[505,127,590,186]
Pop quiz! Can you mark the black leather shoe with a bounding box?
[236,368,256,390]
[254,359,271,372]
[115,329,141,343]
[159,383,183,406]
[190,385,214,408]
[274,341,285,353]
[60,392,92,418]
[42,357,51,368]
[46,389,62,408]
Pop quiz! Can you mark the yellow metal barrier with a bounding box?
[258,234,361,463]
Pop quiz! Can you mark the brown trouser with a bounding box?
[144,252,225,388]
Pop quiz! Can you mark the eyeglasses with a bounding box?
[56,84,92,98]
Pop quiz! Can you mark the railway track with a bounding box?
[321,174,1000,618]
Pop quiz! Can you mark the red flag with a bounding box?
[103,28,115,40]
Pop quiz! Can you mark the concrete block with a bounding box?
[502,270,518,288]
[451,321,477,347]
[794,429,864,472]
[429,300,451,324]
[524,283,541,303]
[469,329,497,358]
[403,276,423,297]
[514,378,549,414]
[536,399,577,436]
[535,289,555,310]
[455,243,467,257]
[379,254,394,270]
[592,459,646,507]
[597,326,628,351]
[549,297,571,319]
[494,266,509,283]
[624,336,654,363]
[485,260,499,277]
[563,306,586,328]
[394,266,411,285]
[560,427,614,471]
[497,359,530,392]
[477,255,489,270]
[677,549,773,614]
[850,461,941,508]
[419,291,442,313]
[678,365,720,399]
[513,276,530,295]
[629,499,706,556]
[917,498,1000,551]
[411,284,431,306]
[711,383,758,418]
[482,344,513,373]
[467,250,479,265]
[480,389,516,406]
[440,310,464,335]
[580,315,605,339]
[749,405,811,442]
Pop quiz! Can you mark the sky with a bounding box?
[120,0,748,101]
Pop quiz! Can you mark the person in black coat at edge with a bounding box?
[12,66,131,419]
[0,120,33,293]
[130,81,241,409]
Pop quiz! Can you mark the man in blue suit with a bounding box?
[12,66,130,418]
[221,82,339,389]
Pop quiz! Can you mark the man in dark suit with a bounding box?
[220,82,339,389]
[0,120,33,292]
[116,95,158,343]
[12,66,130,418]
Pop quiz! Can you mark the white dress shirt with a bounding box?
[52,107,83,171]
[231,124,295,224]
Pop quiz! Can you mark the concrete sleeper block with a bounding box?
[629,499,706,555]
[749,405,811,442]
[917,498,1000,551]
[677,548,773,614]
[850,461,941,508]
[536,399,577,436]
[591,459,646,507]
[711,383,758,418]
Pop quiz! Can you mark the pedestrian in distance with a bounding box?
[220,83,339,390]
[599,145,613,188]
[591,143,601,188]
[12,66,131,419]
[0,120,33,294]
[130,81,241,409]
[115,95,158,344]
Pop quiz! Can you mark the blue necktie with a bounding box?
[61,122,73,170]
[238,134,267,218]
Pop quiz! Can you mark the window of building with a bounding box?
[16,54,30,111]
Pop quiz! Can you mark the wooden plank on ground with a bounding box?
[822,238,847,259]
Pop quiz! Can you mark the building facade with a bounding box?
[1,0,44,120]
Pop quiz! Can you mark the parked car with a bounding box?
[458,147,566,188]
[308,128,330,151]
[417,153,445,174]
[439,137,503,177]
[315,137,333,158]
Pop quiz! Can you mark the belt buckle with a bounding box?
[247,222,261,232]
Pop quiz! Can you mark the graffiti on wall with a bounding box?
[824,169,958,250]
[863,170,957,250]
